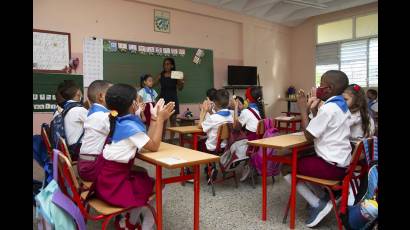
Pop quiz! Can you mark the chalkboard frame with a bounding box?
[33,29,71,73]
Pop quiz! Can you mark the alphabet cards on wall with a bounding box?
[154,9,170,33]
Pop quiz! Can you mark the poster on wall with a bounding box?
[83,37,103,87]
[154,10,170,33]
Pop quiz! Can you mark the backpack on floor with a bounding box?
[35,150,86,230]
[342,137,378,230]
[250,118,281,177]
[50,102,84,161]
[33,131,53,205]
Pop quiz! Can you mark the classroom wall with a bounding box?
[33,0,292,134]
[290,2,378,91]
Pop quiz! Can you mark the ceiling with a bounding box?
[191,0,377,26]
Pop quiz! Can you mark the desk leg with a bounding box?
[193,133,198,150]
[291,121,296,133]
[194,165,200,230]
[290,147,298,229]
[179,133,184,147]
[156,165,163,230]
[262,147,267,221]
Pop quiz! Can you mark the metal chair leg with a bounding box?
[282,195,291,224]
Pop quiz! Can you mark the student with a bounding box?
[343,84,375,139]
[203,88,217,119]
[137,74,158,126]
[199,89,233,181]
[94,84,174,229]
[283,70,352,227]
[78,80,112,182]
[53,81,68,118]
[233,87,265,181]
[60,80,88,159]
[366,89,378,119]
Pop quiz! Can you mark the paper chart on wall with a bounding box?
[83,37,103,87]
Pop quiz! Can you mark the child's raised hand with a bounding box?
[296,89,308,111]
[307,87,317,109]
[157,101,175,121]
[150,98,165,118]
[138,103,145,112]
[201,100,209,112]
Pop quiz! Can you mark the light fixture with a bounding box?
[283,0,328,9]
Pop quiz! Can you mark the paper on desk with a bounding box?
[171,71,184,79]
[290,131,304,136]
[157,156,187,165]
[275,116,295,121]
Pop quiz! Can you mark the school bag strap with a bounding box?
[247,107,261,120]
[52,189,86,230]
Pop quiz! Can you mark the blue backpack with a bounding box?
[342,137,378,230]
[50,102,84,160]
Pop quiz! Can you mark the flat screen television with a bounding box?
[228,65,257,86]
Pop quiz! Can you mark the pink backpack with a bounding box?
[249,118,281,176]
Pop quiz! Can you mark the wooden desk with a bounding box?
[138,142,219,230]
[248,132,313,229]
[167,126,204,150]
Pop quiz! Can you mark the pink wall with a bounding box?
[33,0,293,134]
[290,2,378,91]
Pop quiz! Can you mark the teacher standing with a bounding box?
[155,57,184,139]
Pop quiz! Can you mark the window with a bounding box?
[356,13,378,38]
[317,18,353,44]
[315,38,377,87]
[315,13,378,87]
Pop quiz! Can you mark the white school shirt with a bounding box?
[370,99,378,113]
[238,108,261,132]
[64,100,88,145]
[103,132,150,163]
[348,111,375,139]
[306,96,352,168]
[201,109,234,151]
[138,88,158,103]
[80,104,110,155]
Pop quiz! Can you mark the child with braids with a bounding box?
[233,86,265,181]
[94,84,175,229]
[343,84,375,139]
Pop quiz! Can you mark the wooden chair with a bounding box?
[56,150,156,230]
[282,139,372,230]
[40,125,53,159]
[207,123,238,196]
[58,137,93,190]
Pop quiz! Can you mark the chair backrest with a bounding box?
[41,126,53,158]
[56,151,90,218]
[215,123,231,153]
[256,119,265,136]
[58,137,73,163]
[340,138,373,214]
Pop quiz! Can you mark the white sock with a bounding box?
[284,174,320,208]
[129,208,142,226]
[305,182,326,199]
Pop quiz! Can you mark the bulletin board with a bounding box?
[33,29,71,73]
[33,73,83,112]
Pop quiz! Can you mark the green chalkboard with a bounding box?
[103,40,213,103]
[33,73,83,112]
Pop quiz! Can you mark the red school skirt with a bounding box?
[94,157,155,208]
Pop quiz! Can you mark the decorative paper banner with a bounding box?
[155,47,163,55]
[118,42,128,52]
[178,49,186,56]
[195,49,205,58]
[170,48,178,56]
[129,44,138,53]
[147,47,155,55]
[138,45,146,54]
[163,48,171,56]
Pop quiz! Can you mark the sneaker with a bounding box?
[305,200,333,228]
[240,165,251,182]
